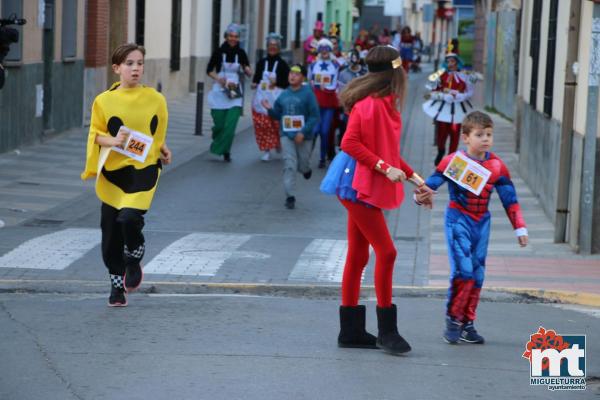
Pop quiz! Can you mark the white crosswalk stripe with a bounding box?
[289,239,350,283]
[0,230,364,282]
[0,228,100,270]
[144,233,252,276]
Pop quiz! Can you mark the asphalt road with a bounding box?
[1,293,598,400]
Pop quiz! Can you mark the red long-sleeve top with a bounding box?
[341,95,414,209]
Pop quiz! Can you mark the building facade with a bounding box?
[0,0,86,153]
[1,0,375,157]
[448,0,600,254]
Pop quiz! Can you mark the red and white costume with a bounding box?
[422,70,475,155]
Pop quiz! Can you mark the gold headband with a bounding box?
[368,56,403,73]
[391,57,403,69]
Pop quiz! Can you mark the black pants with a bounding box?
[100,203,146,276]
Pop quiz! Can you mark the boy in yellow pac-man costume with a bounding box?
[82,43,172,307]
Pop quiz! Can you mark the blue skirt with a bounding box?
[319,151,359,202]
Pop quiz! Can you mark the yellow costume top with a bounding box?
[81,82,168,210]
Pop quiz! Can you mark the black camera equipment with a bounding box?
[0,14,26,89]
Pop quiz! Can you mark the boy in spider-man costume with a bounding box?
[416,111,528,344]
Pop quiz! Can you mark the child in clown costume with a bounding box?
[416,111,528,344]
[308,38,341,168]
[422,46,480,166]
[304,20,325,65]
[82,43,171,307]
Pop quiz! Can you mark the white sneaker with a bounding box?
[261,151,271,162]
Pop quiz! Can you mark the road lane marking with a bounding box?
[144,232,252,276]
[0,228,100,270]
[289,239,350,283]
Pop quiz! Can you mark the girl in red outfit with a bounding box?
[335,46,433,355]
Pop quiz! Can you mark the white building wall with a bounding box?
[180,0,192,58]
[517,0,531,103]
[144,0,172,59]
[127,0,136,43]
[262,0,271,45]
[290,0,325,44]
[190,0,213,58]
[221,0,234,39]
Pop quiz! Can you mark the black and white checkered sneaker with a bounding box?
[110,274,124,289]
[124,244,145,259]
[108,274,127,307]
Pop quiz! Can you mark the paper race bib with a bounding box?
[443,152,491,195]
[315,73,332,86]
[111,129,154,163]
[282,115,305,132]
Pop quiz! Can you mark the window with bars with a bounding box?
[268,0,276,34]
[61,0,77,59]
[170,0,182,71]
[294,9,301,49]
[543,0,558,117]
[212,0,221,53]
[1,0,23,61]
[280,0,289,48]
[135,0,145,45]
[529,0,542,108]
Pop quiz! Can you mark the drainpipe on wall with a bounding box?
[554,0,581,243]
[579,2,600,253]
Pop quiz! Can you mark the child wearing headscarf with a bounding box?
[251,33,290,161]
[206,23,252,162]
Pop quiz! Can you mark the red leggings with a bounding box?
[340,199,397,308]
[437,121,461,154]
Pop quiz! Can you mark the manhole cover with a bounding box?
[23,218,64,227]
[394,236,423,241]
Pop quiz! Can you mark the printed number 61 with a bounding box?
[465,172,479,186]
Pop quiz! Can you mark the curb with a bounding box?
[1,279,598,306]
[487,287,600,308]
